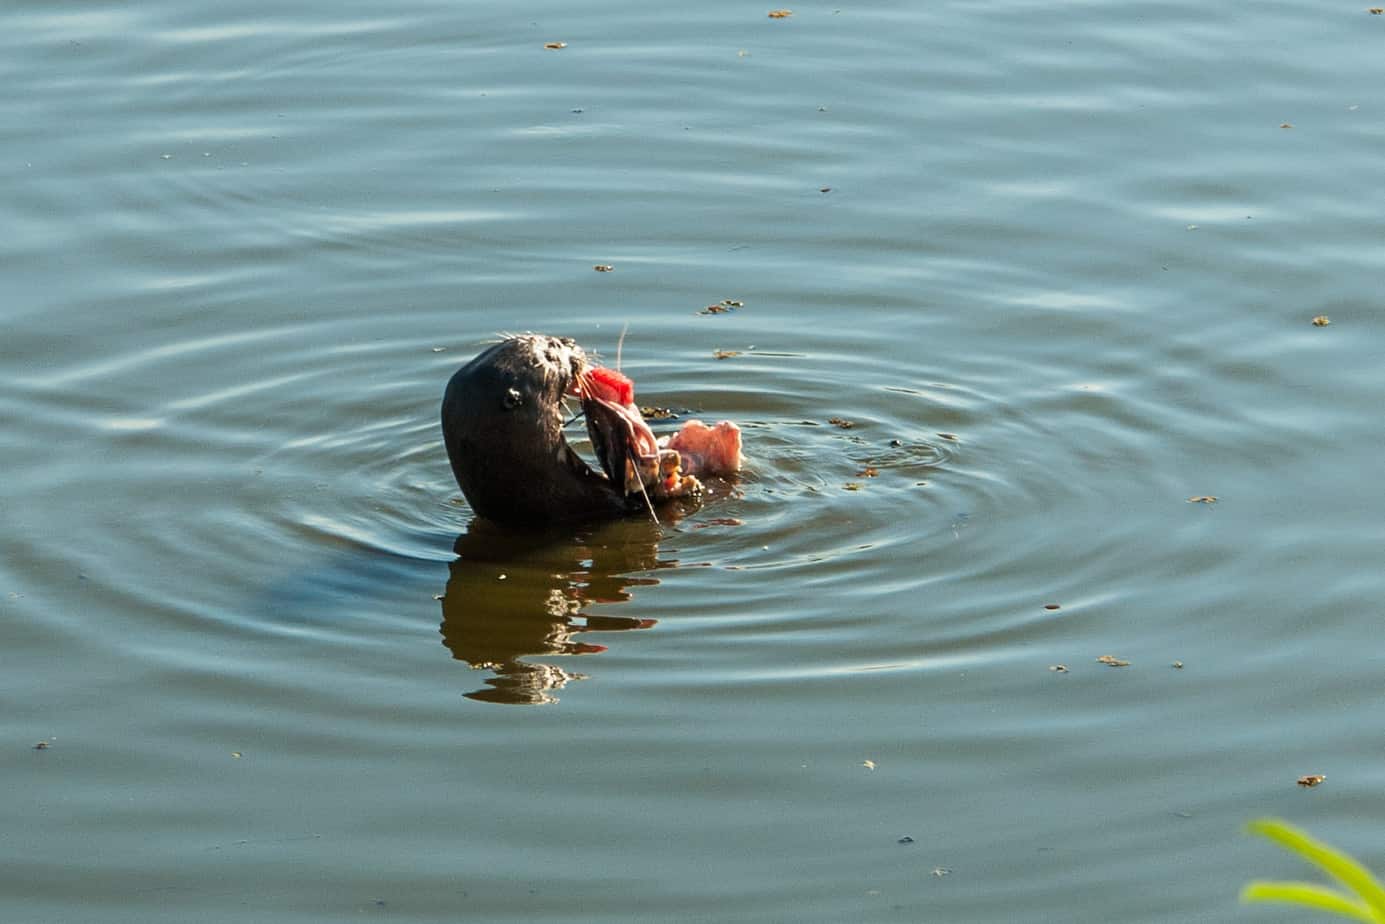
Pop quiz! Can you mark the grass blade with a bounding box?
[1241,880,1379,922]
[1248,818,1385,914]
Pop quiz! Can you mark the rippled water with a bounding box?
[5,2,1385,921]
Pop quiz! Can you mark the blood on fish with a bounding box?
[587,366,634,406]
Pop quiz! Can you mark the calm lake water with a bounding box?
[4,1,1384,921]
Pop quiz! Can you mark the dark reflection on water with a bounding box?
[439,517,677,705]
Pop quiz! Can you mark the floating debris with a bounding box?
[593,264,614,272]
[1096,654,1130,667]
[937,432,959,442]
[768,9,793,17]
[694,517,744,528]
[1044,603,1061,611]
[712,349,741,360]
[1297,774,1326,788]
[931,867,952,878]
[1050,664,1069,673]
[856,466,879,478]
[33,740,50,750]
[1187,495,1218,504]
[898,835,915,844]
[1312,315,1331,327]
[231,751,242,759]
[862,759,876,770]
[1172,661,1184,669]
[544,41,567,49]
[1280,122,1293,129]
[639,406,679,420]
[700,299,743,315]
[1372,7,1384,13]
[828,417,855,429]
[819,186,831,193]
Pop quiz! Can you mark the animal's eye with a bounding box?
[503,387,523,409]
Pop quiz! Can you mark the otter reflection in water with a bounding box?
[439,518,679,705]
[438,333,741,703]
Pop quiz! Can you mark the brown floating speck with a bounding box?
[1050,664,1069,673]
[544,42,566,49]
[1297,774,1326,788]
[1312,315,1331,326]
[593,264,613,272]
[1096,654,1130,667]
[712,349,741,360]
[828,417,855,429]
[768,9,793,18]
[1187,495,1218,504]
[1044,603,1061,611]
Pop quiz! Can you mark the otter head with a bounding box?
[441,334,647,526]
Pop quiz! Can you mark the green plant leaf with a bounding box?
[1241,880,1380,923]
[1248,818,1385,914]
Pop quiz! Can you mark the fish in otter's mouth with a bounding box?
[441,333,742,526]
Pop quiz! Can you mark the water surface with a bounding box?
[5,2,1385,921]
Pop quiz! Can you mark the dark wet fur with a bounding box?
[441,335,636,526]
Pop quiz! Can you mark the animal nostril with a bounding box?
[503,387,523,409]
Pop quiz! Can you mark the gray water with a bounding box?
[4,2,1384,921]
